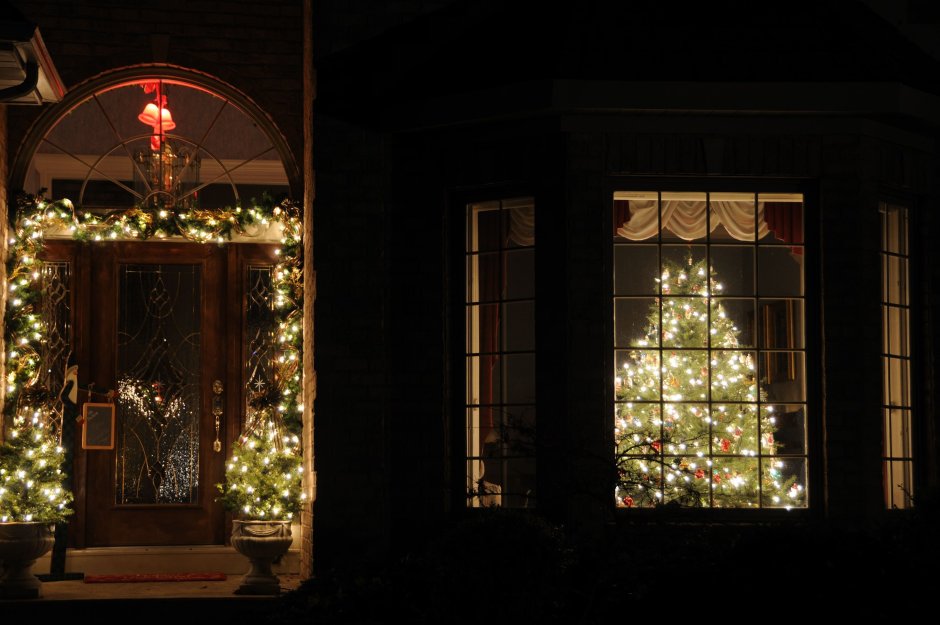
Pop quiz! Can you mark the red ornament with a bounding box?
[720,439,730,452]
[713,474,722,484]
[694,468,705,479]
[651,440,662,452]
[623,496,634,508]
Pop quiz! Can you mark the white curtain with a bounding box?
[507,203,535,247]
[616,200,770,242]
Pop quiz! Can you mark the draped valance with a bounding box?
[615,200,802,251]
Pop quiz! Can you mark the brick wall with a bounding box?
[310,113,391,571]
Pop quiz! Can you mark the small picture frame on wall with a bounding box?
[82,403,115,450]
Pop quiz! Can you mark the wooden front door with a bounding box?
[42,240,276,547]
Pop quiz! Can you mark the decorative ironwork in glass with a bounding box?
[39,261,72,438]
[116,264,201,504]
[245,265,276,416]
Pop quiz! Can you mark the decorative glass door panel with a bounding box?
[38,241,278,547]
[116,264,202,505]
[78,243,225,546]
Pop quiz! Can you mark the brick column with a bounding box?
[0,103,7,440]
[300,0,316,579]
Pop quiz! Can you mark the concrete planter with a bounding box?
[230,519,292,595]
[0,522,55,599]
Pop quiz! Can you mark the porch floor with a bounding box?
[1,574,303,623]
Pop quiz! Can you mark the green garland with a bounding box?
[1,193,304,523]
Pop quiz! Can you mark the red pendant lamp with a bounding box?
[137,82,176,149]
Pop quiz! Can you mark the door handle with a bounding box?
[212,379,223,452]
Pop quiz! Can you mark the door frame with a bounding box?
[40,239,278,547]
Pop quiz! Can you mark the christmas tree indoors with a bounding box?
[615,256,804,508]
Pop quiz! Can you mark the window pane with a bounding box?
[762,404,806,455]
[759,196,803,246]
[661,192,707,242]
[468,202,501,252]
[712,457,760,508]
[662,245,707,294]
[710,246,754,295]
[617,350,661,401]
[884,408,913,459]
[762,457,806,508]
[661,350,708,402]
[885,255,908,305]
[759,299,804,349]
[883,205,907,255]
[662,403,710,455]
[503,353,535,405]
[615,402,662,455]
[613,192,659,242]
[662,298,708,348]
[615,297,659,349]
[503,199,535,248]
[885,306,909,356]
[760,351,806,402]
[711,298,757,348]
[501,301,535,352]
[614,244,658,295]
[712,404,758,455]
[616,458,663,508]
[709,194,756,242]
[885,461,913,509]
[757,247,803,296]
[504,249,534,299]
[710,350,757,402]
[467,252,501,302]
[886,357,910,407]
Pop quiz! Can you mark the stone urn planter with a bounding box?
[0,522,55,599]
[231,519,293,595]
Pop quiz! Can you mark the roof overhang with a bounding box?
[0,19,65,104]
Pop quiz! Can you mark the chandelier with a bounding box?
[133,81,200,209]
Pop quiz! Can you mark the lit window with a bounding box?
[613,191,807,508]
[466,198,535,508]
[881,202,913,508]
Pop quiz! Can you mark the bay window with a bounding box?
[613,191,807,509]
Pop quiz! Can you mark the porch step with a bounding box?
[1,595,289,624]
[33,544,300,576]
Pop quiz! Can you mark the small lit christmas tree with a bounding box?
[0,413,73,523]
[217,410,303,520]
[615,256,804,508]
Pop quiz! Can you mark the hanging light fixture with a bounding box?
[133,81,199,210]
[137,99,176,133]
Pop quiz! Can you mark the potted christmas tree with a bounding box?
[0,413,73,598]
[1,203,74,598]
[218,407,303,595]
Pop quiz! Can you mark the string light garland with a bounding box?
[614,256,804,509]
[1,193,304,523]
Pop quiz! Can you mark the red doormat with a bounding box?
[84,572,227,583]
